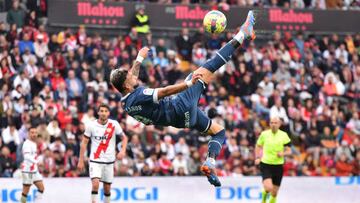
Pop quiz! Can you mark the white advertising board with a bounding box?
[1,177,359,203]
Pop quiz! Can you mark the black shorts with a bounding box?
[260,162,284,186]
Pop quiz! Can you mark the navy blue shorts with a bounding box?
[175,74,211,132]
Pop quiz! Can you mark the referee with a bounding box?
[255,116,291,203]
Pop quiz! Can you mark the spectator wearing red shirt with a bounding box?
[52,48,66,77]
[50,69,65,91]
[158,152,173,176]
[57,105,72,130]
[335,153,354,176]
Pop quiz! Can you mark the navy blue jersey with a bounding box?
[122,82,210,132]
[121,86,181,127]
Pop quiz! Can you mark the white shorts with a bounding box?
[89,162,114,184]
[22,171,43,185]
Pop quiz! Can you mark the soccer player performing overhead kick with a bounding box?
[110,11,256,187]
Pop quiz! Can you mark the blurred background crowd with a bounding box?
[0,0,359,179]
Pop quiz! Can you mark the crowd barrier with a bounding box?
[1,176,359,202]
[48,1,360,34]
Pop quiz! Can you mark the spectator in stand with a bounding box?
[2,123,20,153]
[176,28,192,61]
[65,69,83,100]
[6,0,25,29]
[0,146,16,177]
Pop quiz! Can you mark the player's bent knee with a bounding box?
[208,122,224,135]
[194,67,212,84]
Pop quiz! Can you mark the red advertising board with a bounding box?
[48,0,360,33]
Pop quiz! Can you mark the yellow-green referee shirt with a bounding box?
[256,129,291,165]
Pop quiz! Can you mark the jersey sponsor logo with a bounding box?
[93,136,108,140]
[126,105,142,113]
[143,88,154,95]
[93,123,115,159]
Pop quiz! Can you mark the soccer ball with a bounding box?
[203,10,227,34]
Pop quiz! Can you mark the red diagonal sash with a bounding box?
[94,122,115,159]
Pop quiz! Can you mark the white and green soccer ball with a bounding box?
[203,10,227,34]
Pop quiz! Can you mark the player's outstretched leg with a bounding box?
[200,122,225,187]
[194,10,256,83]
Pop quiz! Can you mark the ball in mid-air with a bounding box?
[203,10,227,34]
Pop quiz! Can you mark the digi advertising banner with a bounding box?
[1,177,359,203]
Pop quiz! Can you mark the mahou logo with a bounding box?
[77,2,124,17]
[269,9,313,24]
[175,6,209,20]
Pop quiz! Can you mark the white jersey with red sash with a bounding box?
[84,119,124,163]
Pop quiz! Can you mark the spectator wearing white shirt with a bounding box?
[160,135,176,160]
[24,58,38,78]
[258,75,274,98]
[270,98,289,124]
[34,34,49,59]
[335,43,349,64]
[13,71,31,96]
[81,108,96,125]
[48,137,66,154]
[47,120,62,140]
[174,137,190,158]
[2,123,21,152]
[172,152,189,175]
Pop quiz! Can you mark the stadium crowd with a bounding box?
[0,0,360,179]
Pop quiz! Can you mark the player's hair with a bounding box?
[97,103,110,112]
[110,68,128,93]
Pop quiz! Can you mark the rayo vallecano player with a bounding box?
[78,103,128,203]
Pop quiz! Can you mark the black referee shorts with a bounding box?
[260,162,284,186]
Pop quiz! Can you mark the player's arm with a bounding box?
[278,142,292,157]
[117,134,128,160]
[277,134,292,157]
[255,144,263,165]
[77,135,90,171]
[156,73,202,99]
[131,47,150,79]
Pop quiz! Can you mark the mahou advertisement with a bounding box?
[49,0,360,33]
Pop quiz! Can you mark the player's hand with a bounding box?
[255,158,261,165]
[116,151,126,160]
[77,160,85,172]
[277,151,284,157]
[191,73,203,84]
[138,47,150,58]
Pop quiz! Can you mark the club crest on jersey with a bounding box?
[143,88,154,95]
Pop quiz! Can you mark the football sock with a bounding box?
[208,129,225,158]
[35,190,44,200]
[20,193,27,203]
[202,36,243,73]
[104,193,111,203]
[91,191,98,203]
